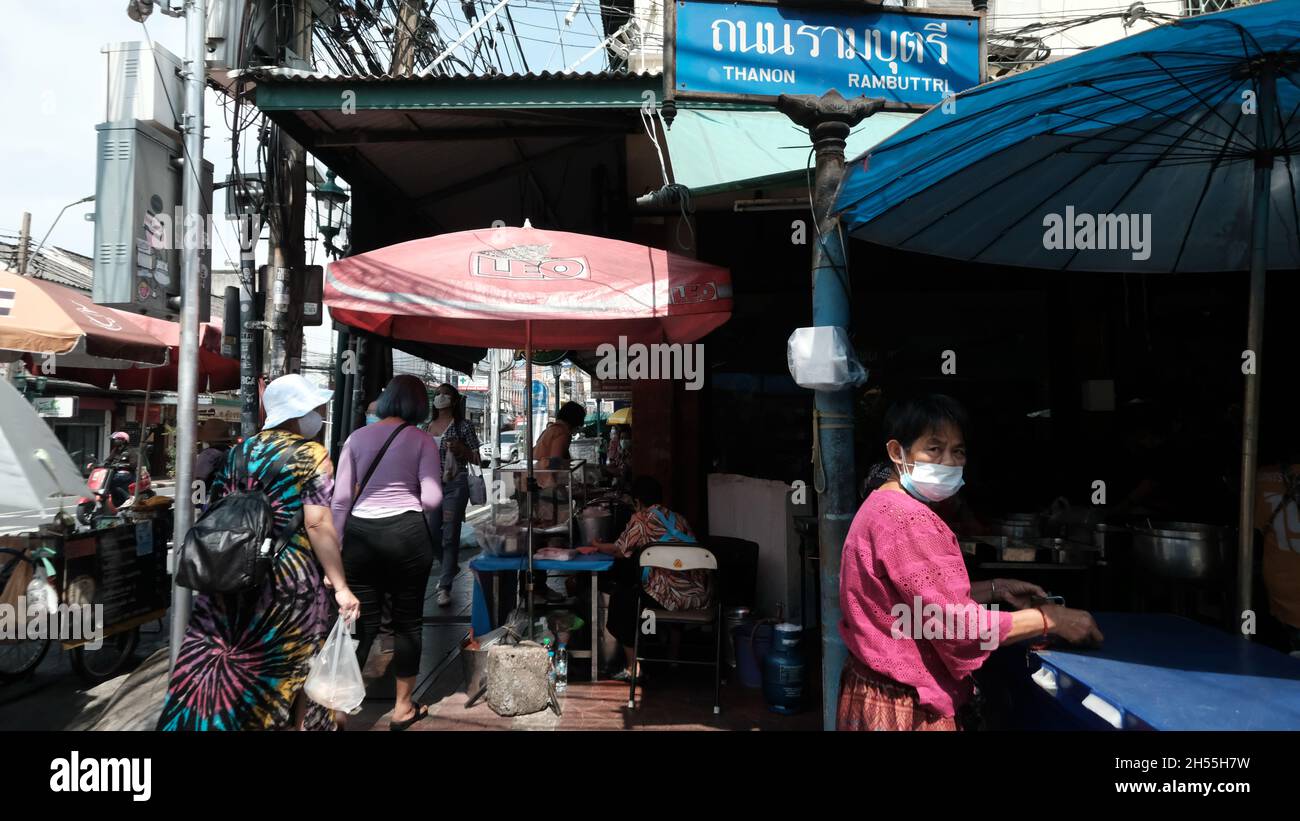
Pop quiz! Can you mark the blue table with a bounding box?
[469,554,615,681]
[1031,613,1300,730]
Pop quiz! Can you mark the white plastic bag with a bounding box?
[787,326,868,391]
[304,616,366,714]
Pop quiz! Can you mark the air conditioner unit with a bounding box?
[102,42,183,136]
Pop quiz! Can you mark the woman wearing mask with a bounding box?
[838,394,1104,731]
[158,375,360,731]
[333,375,442,730]
[425,383,481,607]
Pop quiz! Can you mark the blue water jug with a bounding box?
[762,623,805,715]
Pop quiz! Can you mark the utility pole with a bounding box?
[264,0,312,379]
[169,0,208,670]
[776,90,881,730]
[16,212,30,274]
[393,0,421,75]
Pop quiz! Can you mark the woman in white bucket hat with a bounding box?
[158,374,360,731]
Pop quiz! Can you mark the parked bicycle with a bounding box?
[0,540,141,685]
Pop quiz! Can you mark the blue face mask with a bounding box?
[896,457,965,503]
[366,414,380,425]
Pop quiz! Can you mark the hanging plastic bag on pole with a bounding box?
[304,615,366,714]
[787,326,868,391]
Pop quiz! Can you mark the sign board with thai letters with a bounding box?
[667,0,985,111]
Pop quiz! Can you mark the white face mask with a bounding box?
[433,394,453,410]
[892,447,965,503]
[298,411,323,439]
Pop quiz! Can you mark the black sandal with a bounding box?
[389,703,429,732]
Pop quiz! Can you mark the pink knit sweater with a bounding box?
[839,488,1012,717]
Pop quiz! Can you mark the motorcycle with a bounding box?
[77,455,154,527]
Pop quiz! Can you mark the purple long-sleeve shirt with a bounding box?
[332,422,443,537]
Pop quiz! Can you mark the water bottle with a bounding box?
[546,647,556,687]
[555,644,568,691]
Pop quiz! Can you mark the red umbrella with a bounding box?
[0,270,169,365]
[41,314,238,393]
[326,224,733,629]
[326,224,733,349]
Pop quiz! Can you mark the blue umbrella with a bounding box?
[835,1,1299,615]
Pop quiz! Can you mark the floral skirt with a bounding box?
[836,654,959,732]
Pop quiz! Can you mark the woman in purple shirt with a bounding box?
[333,375,443,730]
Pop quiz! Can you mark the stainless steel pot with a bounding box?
[1131,521,1228,581]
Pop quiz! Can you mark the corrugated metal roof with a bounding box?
[243,67,660,84]
[0,240,94,291]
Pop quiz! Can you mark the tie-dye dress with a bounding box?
[158,429,337,731]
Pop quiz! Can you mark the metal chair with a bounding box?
[627,543,723,715]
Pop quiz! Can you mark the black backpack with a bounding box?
[175,440,307,594]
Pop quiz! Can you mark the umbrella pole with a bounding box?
[135,367,153,505]
[1236,70,1277,629]
[525,321,535,638]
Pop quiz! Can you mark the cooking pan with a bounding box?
[1131,521,1229,581]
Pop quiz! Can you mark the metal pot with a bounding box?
[577,497,631,545]
[1131,521,1228,581]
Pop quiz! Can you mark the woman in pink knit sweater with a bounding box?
[838,395,1103,731]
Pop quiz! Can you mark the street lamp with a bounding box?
[313,170,350,259]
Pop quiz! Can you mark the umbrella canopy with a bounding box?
[835,1,1300,272]
[0,376,89,513]
[0,270,169,366]
[51,315,238,393]
[326,224,733,349]
[607,406,633,426]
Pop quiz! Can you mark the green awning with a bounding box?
[665,108,919,197]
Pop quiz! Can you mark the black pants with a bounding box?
[603,553,645,650]
[342,511,434,679]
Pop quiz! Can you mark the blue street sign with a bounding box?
[673,2,983,109]
[531,380,548,410]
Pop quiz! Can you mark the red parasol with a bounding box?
[325,224,733,349]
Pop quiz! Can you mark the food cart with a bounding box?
[0,511,171,685]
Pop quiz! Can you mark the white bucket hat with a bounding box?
[262,374,334,431]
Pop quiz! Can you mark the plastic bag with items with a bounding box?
[304,615,366,715]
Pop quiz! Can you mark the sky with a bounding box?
[0,2,243,260]
[0,0,612,262]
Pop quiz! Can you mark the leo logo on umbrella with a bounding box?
[470,244,589,280]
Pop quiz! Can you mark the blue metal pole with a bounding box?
[777,91,881,729]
